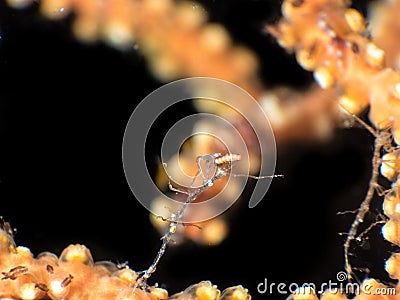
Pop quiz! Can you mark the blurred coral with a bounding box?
[6,0,263,98]
[5,0,342,144]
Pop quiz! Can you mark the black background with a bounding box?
[0,0,396,299]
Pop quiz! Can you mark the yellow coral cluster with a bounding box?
[269,0,400,144]
[381,150,400,292]
[0,221,250,300]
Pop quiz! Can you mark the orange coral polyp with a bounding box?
[0,222,251,299]
[369,69,400,130]
[271,0,400,140]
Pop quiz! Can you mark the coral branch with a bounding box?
[344,132,384,279]
[138,153,236,285]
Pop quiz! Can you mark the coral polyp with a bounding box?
[0,219,250,300]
